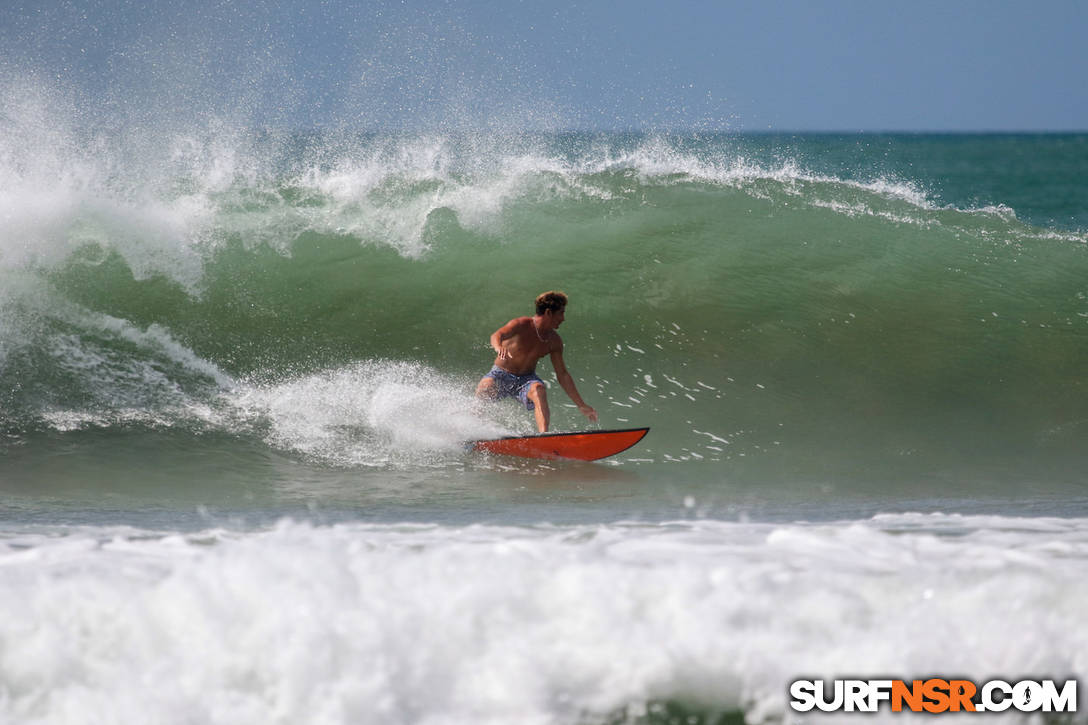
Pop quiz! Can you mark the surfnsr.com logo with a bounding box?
[789,679,1077,714]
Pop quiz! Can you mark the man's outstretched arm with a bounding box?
[550,346,598,423]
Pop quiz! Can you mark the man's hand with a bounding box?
[579,404,599,423]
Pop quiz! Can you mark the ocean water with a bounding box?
[1,87,1087,723]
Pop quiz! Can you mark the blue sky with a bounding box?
[2,0,1085,131]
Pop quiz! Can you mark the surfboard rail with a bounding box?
[469,427,650,461]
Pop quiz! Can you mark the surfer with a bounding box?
[476,291,599,433]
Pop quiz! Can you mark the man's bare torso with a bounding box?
[492,317,559,375]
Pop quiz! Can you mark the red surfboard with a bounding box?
[469,427,650,461]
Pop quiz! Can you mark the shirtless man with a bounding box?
[475,291,599,433]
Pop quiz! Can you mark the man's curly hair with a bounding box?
[535,291,568,315]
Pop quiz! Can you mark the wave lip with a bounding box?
[5,110,1086,289]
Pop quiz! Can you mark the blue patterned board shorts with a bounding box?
[483,366,544,410]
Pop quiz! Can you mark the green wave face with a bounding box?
[2,132,1086,481]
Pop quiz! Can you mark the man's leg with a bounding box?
[475,376,497,399]
[526,382,549,433]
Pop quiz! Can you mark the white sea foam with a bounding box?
[0,514,1085,724]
